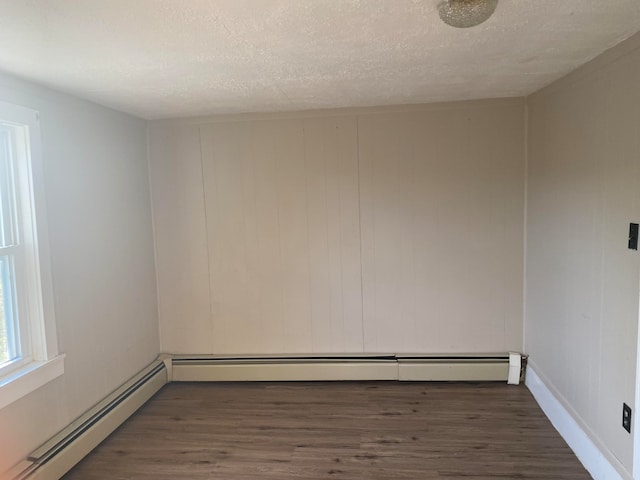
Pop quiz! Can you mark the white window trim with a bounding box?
[0,101,63,409]
[0,354,64,410]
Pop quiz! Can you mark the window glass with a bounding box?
[0,254,18,365]
[0,128,17,248]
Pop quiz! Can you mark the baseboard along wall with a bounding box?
[525,365,629,480]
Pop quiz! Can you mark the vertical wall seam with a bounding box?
[322,124,332,349]
[522,99,529,354]
[302,123,315,352]
[145,124,163,355]
[198,126,216,352]
[274,128,286,353]
[356,116,366,353]
[336,122,346,350]
[596,75,608,454]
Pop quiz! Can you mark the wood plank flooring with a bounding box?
[63,382,591,479]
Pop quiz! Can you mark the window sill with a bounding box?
[0,354,65,410]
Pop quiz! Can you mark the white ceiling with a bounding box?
[0,0,639,119]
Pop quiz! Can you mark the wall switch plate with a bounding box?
[623,403,632,433]
[629,223,638,250]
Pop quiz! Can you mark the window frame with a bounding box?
[0,101,63,410]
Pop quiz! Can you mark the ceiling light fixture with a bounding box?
[438,0,499,28]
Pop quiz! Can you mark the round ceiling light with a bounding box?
[438,0,499,28]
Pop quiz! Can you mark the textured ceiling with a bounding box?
[0,1,639,119]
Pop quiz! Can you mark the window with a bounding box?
[0,101,63,409]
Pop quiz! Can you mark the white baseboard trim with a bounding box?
[526,365,629,480]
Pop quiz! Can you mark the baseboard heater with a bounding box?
[170,353,521,383]
[10,352,523,480]
[11,361,167,480]
[397,354,513,381]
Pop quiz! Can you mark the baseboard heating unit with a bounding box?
[10,361,167,480]
[9,352,523,480]
[169,353,521,383]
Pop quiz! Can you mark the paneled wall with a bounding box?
[199,117,363,354]
[526,34,640,475]
[149,99,525,355]
[359,109,524,352]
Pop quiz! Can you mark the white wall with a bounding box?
[0,72,159,475]
[149,99,525,355]
[526,33,640,476]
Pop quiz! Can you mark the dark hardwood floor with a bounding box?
[63,382,591,479]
